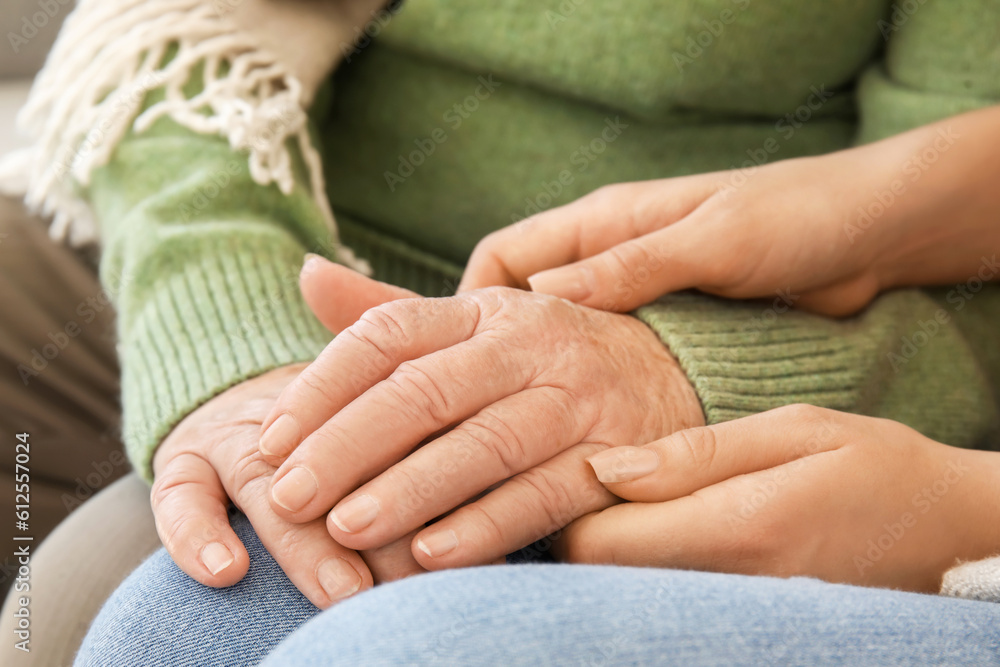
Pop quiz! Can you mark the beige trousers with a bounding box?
[0,196,161,666]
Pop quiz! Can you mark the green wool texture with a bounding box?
[85,0,1000,480]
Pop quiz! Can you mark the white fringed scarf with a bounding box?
[0,0,368,273]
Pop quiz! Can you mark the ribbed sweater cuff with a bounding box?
[119,233,332,482]
[635,292,869,425]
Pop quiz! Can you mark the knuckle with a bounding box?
[515,469,577,535]
[294,369,342,408]
[388,462,443,514]
[778,403,827,425]
[230,451,275,508]
[386,361,454,423]
[471,285,517,311]
[588,183,623,205]
[603,240,653,281]
[271,524,312,561]
[458,413,527,480]
[149,474,187,515]
[149,452,215,513]
[458,502,507,550]
[149,487,205,551]
[351,303,412,357]
[672,427,719,471]
[473,229,509,257]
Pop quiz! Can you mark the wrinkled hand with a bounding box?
[259,256,704,569]
[559,405,1000,593]
[150,259,425,608]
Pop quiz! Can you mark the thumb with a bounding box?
[300,254,418,333]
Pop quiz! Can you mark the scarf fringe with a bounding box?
[1,0,369,273]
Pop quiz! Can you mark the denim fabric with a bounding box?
[262,566,1000,667]
[79,511,1000,666]
[74,511,320,667]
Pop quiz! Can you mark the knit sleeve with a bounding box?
[637,0,1000,597]
[635,287,999,450]
[92,122,344,482]
[5,0,373,481]
[855,0,1000,144]
[636,0,1000,451]
[637,0,1000,449]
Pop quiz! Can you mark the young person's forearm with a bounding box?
[859,105,1000,290]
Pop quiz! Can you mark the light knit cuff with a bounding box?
[941,556,1000,603]
[119,232,332,482]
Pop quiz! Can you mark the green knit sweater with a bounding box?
[80,0,1000,480]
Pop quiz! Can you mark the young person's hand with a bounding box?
[149,261,426,609]
[559,405,1000,593]
[259,256,704,570]
[460,105,1000,316]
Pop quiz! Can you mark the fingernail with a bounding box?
[201,542,234,576]
[271,466,318,512]
[317,557,362,602]
[260,414,301,458]
[301,252,326,277]
[587,446,660,484]
[527,268,593,302]
[329,494,380,534]
[416,529,459,558]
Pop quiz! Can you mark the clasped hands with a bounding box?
[151,106,1000,609]
[152,257,703,609]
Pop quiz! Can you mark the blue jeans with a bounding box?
[76,513,1000,666]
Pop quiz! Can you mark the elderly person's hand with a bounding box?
[149,266,426,609]
[259,256,703,569]
[559,405,1000,593]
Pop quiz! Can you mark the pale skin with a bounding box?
[151,105,999,604]
[568,406,1000,593]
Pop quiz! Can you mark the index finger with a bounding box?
[458,176,715,292]
[259,294,483,461]
[586,405,848,503]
